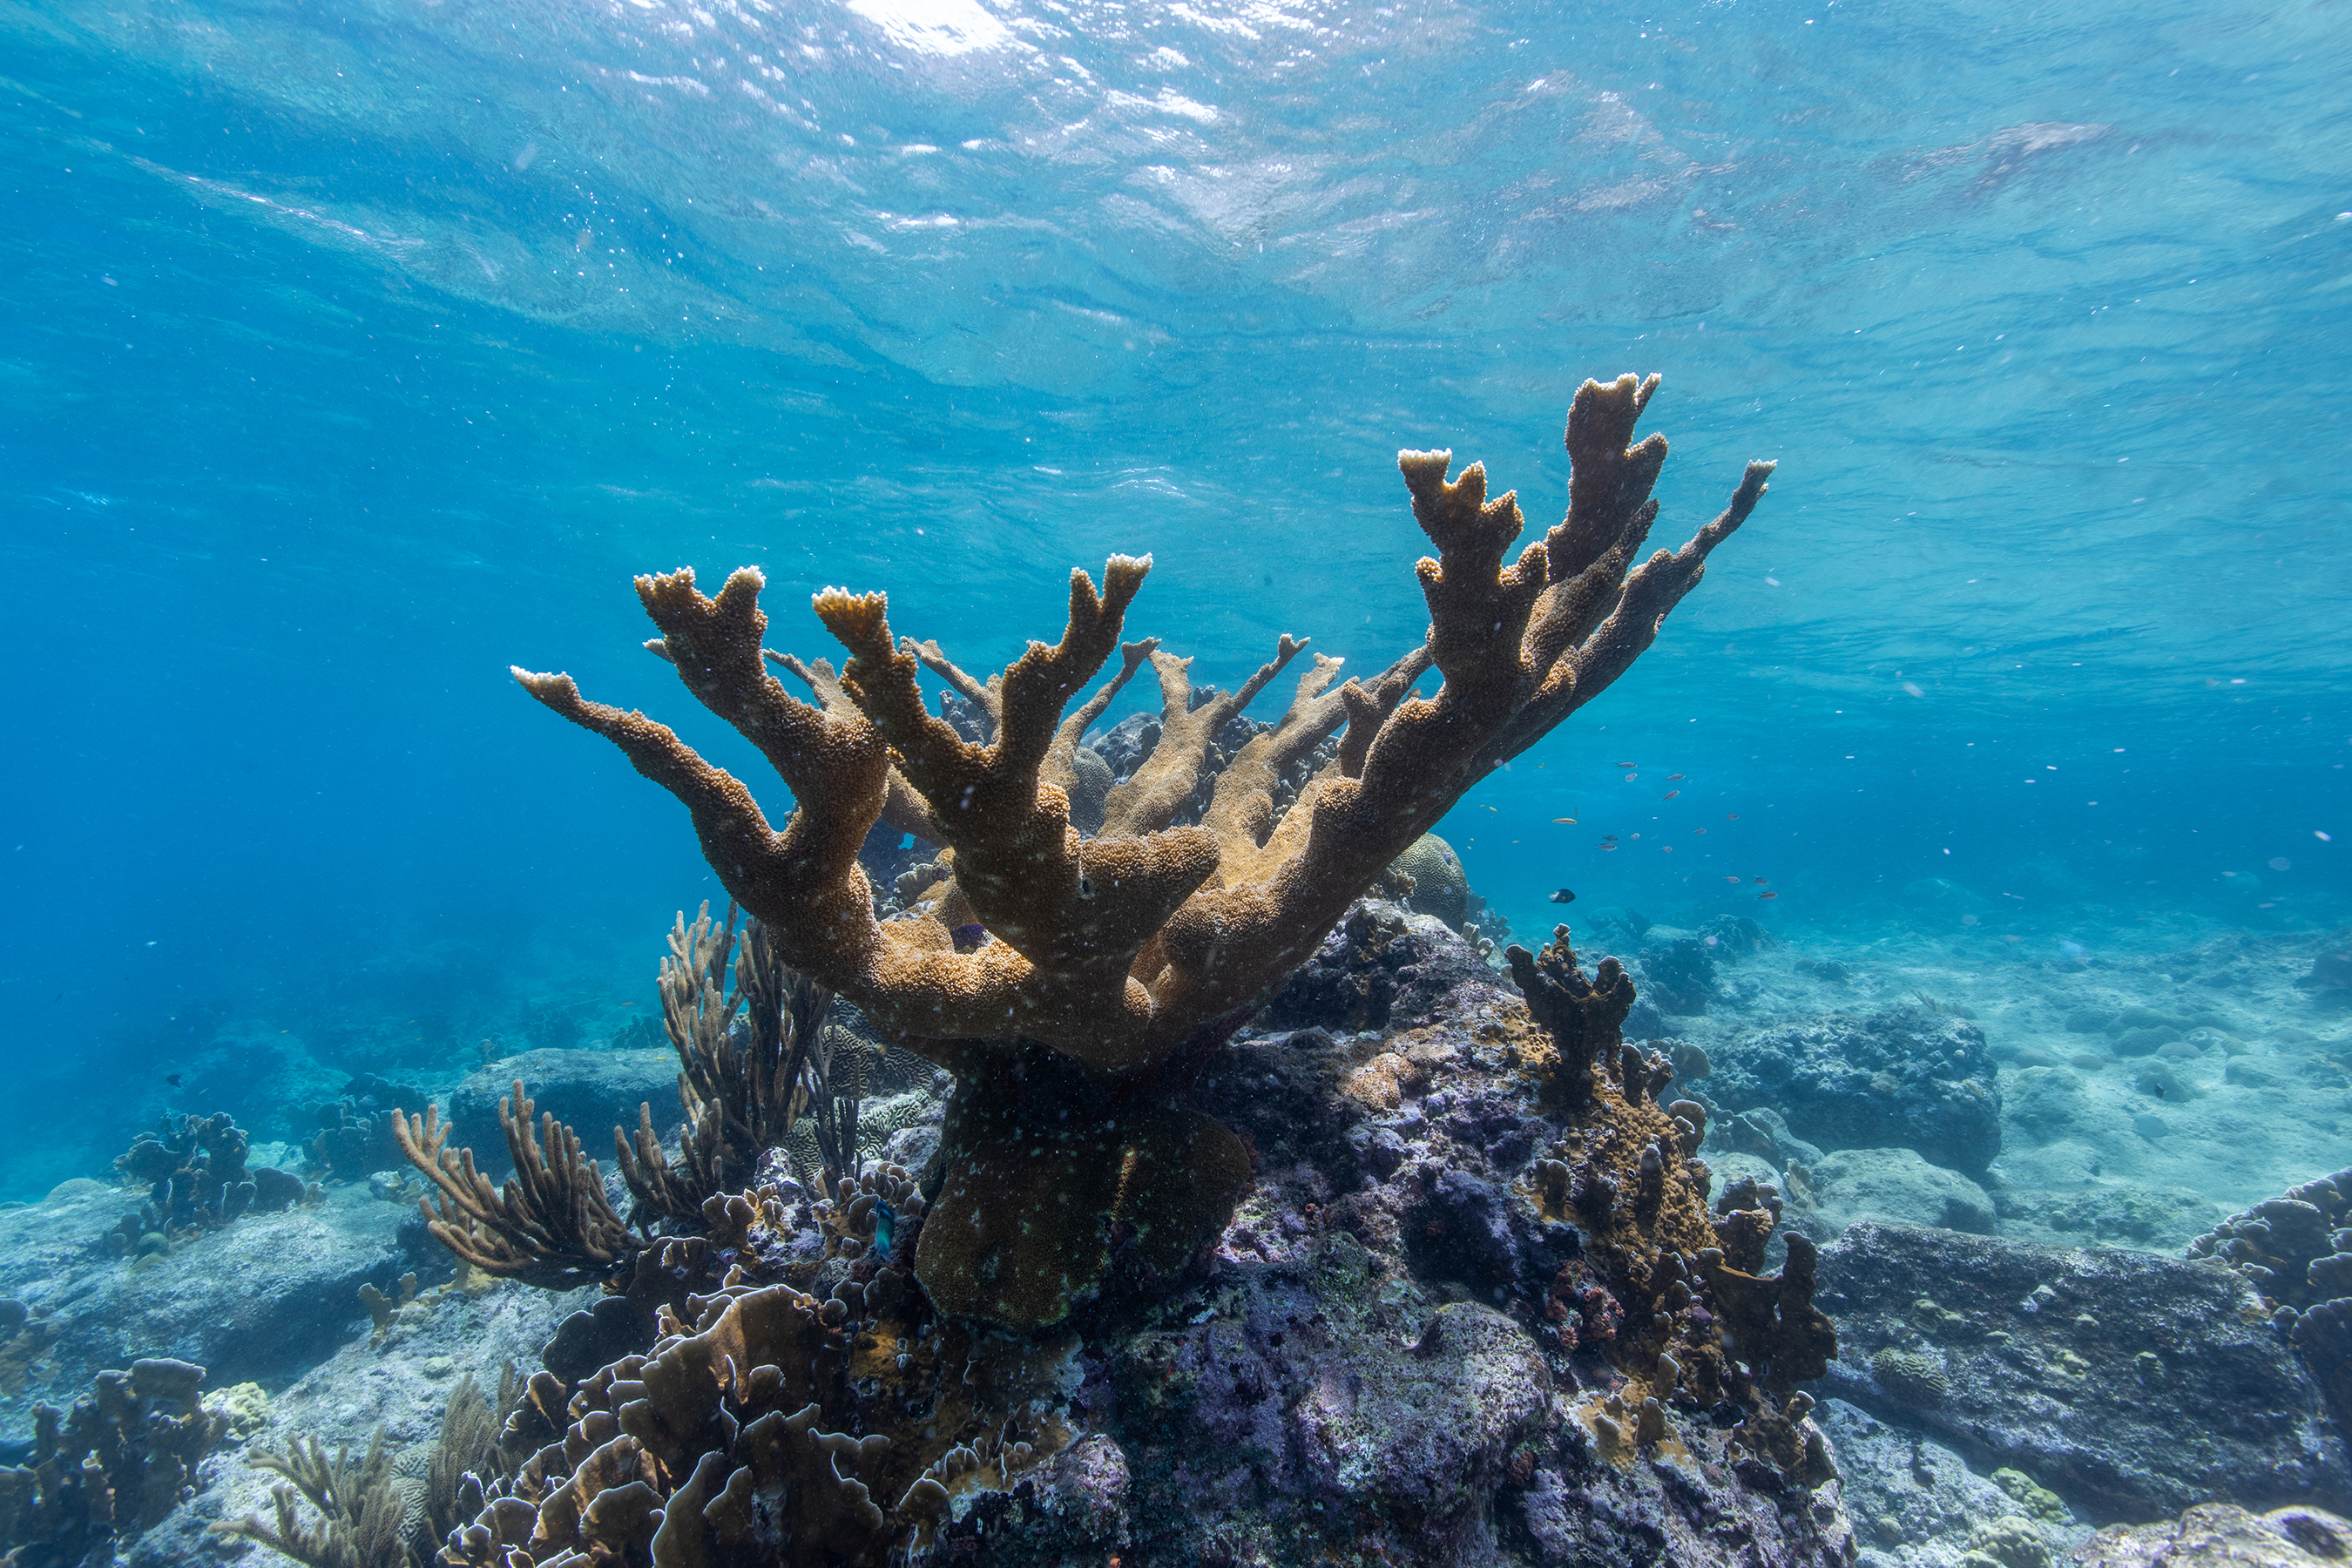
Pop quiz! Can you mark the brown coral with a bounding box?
[2,1357,214,1565]
[1511,930,1835,1484]
[394,1085,639,1291]
[517,375,1769,1325]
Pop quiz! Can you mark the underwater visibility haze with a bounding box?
[2,0,2350,1564]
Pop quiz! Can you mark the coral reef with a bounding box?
[106,1112,304,1255]
[513,375,1770,1325]
[0,1356,214,1567]
[1260,898,1495,1035]
[212,1429,416,1568]
[2186,1167,2352,1433]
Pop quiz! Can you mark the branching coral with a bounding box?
[212,1429,418,1568]
[615,903,839,1224]
[513,375,1769,1326]
[393,1085,638,1291]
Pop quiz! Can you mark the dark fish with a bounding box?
[1758,891,1779,901]
[165,1074,182,1087]
[1662,790,1680,799]
[1726,813,1740,821]
[1550,889,1576,904]
[951,923,989,953]
[1615,761,1636,768]
[1753,877,1768,884]
[1668,774,1686,781]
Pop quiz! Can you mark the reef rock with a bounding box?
[448,1044,679,1173]
[0,1179,409,1430]
[1815,1221,2348,1523]
[1787,1147,1997,1242]
[2074,1504,2352,1567]
[1820,1397,2087,1568]
[1703,1010,2002,1174]
[1259,899,1495,1036]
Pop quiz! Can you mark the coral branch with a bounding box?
[393,1086,637,1290]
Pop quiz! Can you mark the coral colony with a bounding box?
[308,375,1821,1565]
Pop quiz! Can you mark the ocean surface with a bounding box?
[2,0,2347,1209]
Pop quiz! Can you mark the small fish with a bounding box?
[1693,828,1707,835]
[1550,889,1576,904]
[1725,875,1742,883]
[1552,816,1576,823]
[1726,813,1740,821]
[1622,774,1639,782]
[1668,774,1686,781]
[165,1074,182,1087]
[1615,761,1636,768]
[1603,835,1619,841]
[1662,790,1680,800]
[1598,843,1619,852]
[1758,891,1779,901]
[1753,877,1768,884]
[951,923,989,953]
[872,1200,896,1257]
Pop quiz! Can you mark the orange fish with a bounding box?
[1758,891,1779,901]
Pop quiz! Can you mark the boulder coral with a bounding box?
[511,374,1772,1327]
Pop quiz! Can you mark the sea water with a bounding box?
[1,0,2347,1514]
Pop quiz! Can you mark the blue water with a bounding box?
[2,0,2346,1197]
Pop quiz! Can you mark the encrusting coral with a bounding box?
[2189,1167,2352,1429]
[510,374,1771,1328]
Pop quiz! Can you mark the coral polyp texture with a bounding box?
[517,374,1771,1326]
